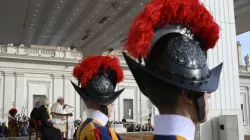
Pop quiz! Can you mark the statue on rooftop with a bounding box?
[245,54,249,66]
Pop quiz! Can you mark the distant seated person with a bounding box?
[51,97,66,122]
[122,118,126,123]
[30,101,42,128]
[21,123,29,136]
[0,122,7,137]
[51,97,74,139]
[35,98,62,140]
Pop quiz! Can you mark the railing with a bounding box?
[0,45,82,59]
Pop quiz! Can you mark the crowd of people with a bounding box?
[107,121,154,132]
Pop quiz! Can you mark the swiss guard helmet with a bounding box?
[71,56,124,116]
[123,0,222,121]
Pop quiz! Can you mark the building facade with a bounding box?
[197,0,243,140]
[239,50,250,136]
[0,45,152,125]
[0,37,245,140]
[0,45,83,121]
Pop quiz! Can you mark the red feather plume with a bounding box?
[9,108,17,114]
[125,0,220,58]
[73,56,124,88]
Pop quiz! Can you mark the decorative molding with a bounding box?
[0,55,79,66]
[2,46,82,59]
[14,72,25,77]
[27,80,51,115]
[3,71,15,76]
[63,75,72,79]
[27,80,51,88]
[53,74,63,79]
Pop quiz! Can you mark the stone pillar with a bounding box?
[3,72,15,119]
[201,0,243,140]
[50,74,54,102]
[64,75,71,104]
[53,74,63,102]
[0,72,4,118]
[71,79,81,120]
[15,72,25,113]
[237,41,242,66]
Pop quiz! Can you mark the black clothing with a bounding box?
[30,108,37,118]
[122,118,126,123]
[0,126,7,137]
[30,108,37,128]
[35,105,62,140]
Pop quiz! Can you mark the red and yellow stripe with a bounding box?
[76,118,121,140]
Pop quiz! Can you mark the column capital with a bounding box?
[63,75,72,79]
[52,74,63,79]
[3,71,15,76]
[14,72,25,77]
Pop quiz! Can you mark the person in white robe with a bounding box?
[51,97,66,122]
[51,97,74,139]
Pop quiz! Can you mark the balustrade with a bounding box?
[0,46,82,59]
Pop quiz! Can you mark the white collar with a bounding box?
[87,109,108,126]
[154,115,195,140]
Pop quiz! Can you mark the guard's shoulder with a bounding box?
[84,126,121,140]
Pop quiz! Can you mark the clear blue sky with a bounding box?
[236,31,250,64]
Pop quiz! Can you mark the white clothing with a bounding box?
[51,102,66,123]
[154,115,195,140]
[51,102,74,139]
[87,109,108,126]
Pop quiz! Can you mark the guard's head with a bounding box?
[84,100,114,117]
[71,56,124,117]
[123,0,221,124]
[146,79,210,124]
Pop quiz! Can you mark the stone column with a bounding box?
[3,72,15,119]
[50,74,54,102]
[201,0,243,140]
[64,75,73,107]
[15,72,25,113]
[237,41,242,66]
[71,79,81,120]
[53,74,63,102]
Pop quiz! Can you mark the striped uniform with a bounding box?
[76,118,121,140]
[148,135,187,140]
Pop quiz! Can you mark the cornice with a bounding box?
[0,54,79,66]
[63,75,73,79]
[3,71,15,76]
[14,72,25,77]
[52,74,63,79]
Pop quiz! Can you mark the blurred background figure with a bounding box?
[30,101,42,129]
[0,122,7,137]
[35,98,62,140]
